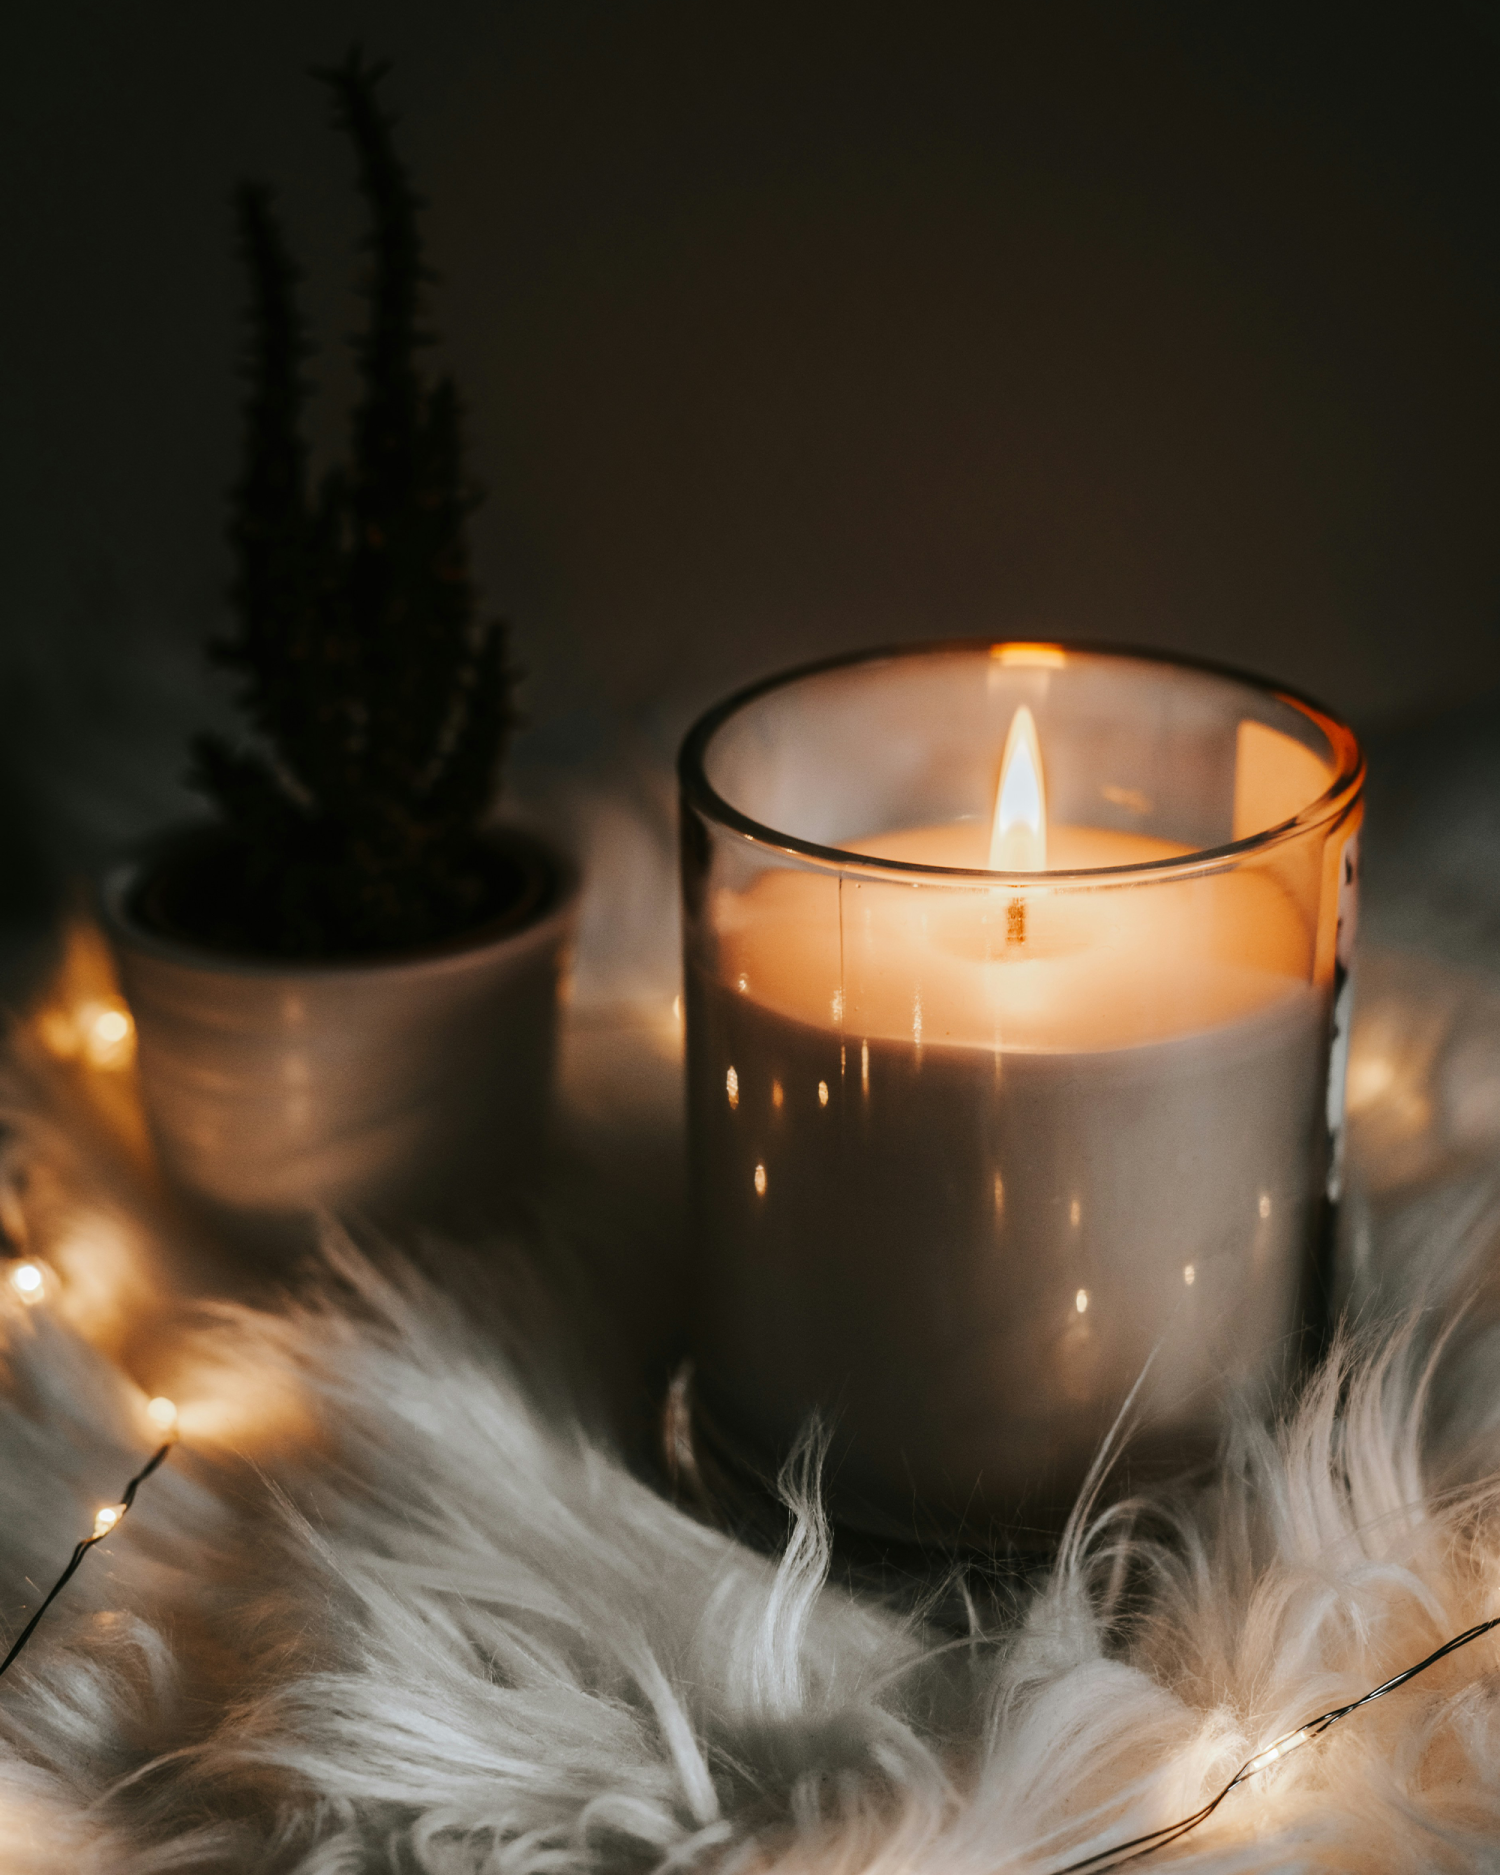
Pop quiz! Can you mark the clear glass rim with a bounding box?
[678,638,1366,885]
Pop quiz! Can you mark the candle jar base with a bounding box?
[683,1351,1239,1545]
[658,1364,1062,1624]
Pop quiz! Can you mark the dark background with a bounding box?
[1,1,1497,929]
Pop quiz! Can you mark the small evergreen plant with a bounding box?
[183,52,516,959]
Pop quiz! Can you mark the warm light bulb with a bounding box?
[80,999,135,1070]
[145,1397,178,1435]
[91,1504,124,1539]
[9,1262,44,1304]
[1243,1729,1310,1777]
[989,705,1048,871]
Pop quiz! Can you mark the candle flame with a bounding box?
[989,706,1048,870]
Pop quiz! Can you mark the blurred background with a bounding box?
[0,0,1497,976]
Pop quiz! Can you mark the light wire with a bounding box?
[1054,1614,1500,1872]
[0,1441,174,1680]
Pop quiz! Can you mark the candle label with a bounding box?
[1324,832,1360,1201]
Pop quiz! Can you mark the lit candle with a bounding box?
[680,643,1363,1539]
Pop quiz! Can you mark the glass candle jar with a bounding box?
[678,642,1364,1541]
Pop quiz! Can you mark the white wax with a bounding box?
[687,821,1331,1538]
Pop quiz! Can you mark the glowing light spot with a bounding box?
[817,1080,829,1107]
[726,1066,739,1110]
[772,1080,784,1109]
[912,994,923,1045]
[993,1172,1005,1216]
[1244,1730,1310,1776]
[39,996,136,1069]
[92,1504,124,1540]
[1183,1264,1196,1286]
[1259,1192,1272,1220]
[861,1040,870,1096]
[145,1397,178,1434]
[10,1262,43,1304]
[1075,1288,1089,1314]
[753,1163,767,1196]
[736,973,749,995]
[1069,1197,1081,1227]
[831,989,844,1023]
[79,1000,135,1070]
[671,995,681,1023]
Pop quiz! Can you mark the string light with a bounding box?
[8,1262,45,1305]
[1055,1615,1500,1871]
[82,1004,133,1069]
[5,971,185,1684]
[0,1432,175,1681]
[37,996,136,1071]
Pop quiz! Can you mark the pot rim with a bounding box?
[100,820,579,982]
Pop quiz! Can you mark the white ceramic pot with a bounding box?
[100,828,578,1242]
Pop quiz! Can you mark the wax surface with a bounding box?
[714,821,1313,1053]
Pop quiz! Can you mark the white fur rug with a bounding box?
[2,938,1500,1874]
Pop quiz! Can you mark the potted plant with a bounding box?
[100,53,577,1243]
